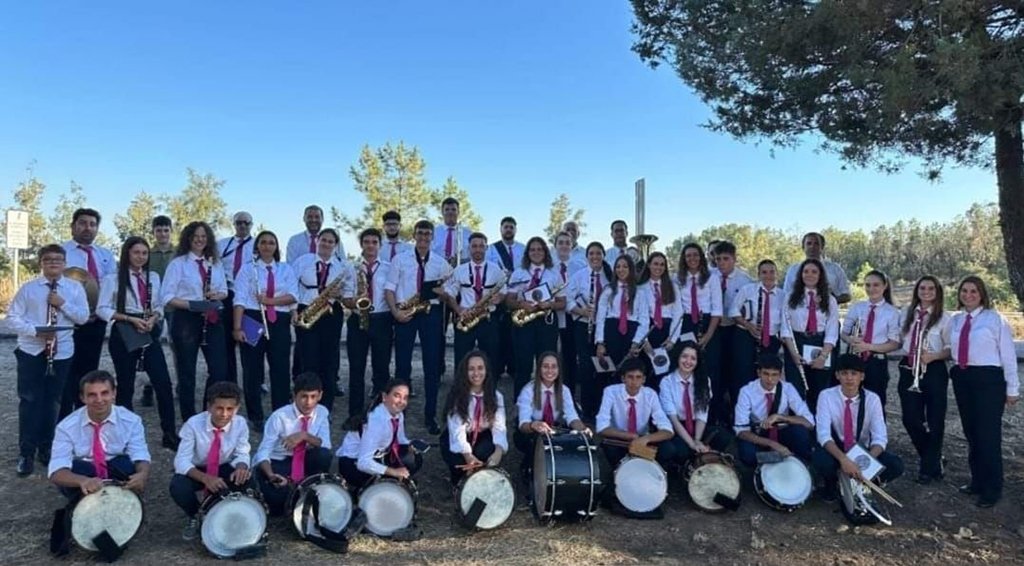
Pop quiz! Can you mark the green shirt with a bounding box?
[149,245,175,279]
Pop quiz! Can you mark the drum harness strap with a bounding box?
[829,387,866,451]
[299,490,367,553]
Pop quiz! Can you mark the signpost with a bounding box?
[6,210,29,291]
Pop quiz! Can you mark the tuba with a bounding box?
[355,267,373,330]
[456,272,508,332]
[511,282,568,327]
[295,270,349,330]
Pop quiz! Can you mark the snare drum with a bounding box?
[358,477,417,537]
[685,451,741,513]
[289,473,354,539]
[532,431,601,523]
[455,467,516,530]
[754,456,812,512]
[199,489,269,559]
[614,456,668,513]
[70,482,144,554]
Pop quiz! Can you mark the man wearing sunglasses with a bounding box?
[216,211,256,386]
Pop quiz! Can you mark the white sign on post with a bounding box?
[6,210,29,249]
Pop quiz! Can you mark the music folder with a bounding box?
[240,315,265,347]
[114,322,153,352]
[188,300,222,313]
[591,355,616,374]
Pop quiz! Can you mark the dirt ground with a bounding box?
[2,339,1023,566]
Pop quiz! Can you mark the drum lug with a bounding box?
[580,478,601,485]
[555,479,567,486]
[553,510,563,516]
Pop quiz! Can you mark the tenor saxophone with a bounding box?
[511,282,568,327]
[356,267,373,330]
[456,272,508,332]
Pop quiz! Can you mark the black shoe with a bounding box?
[976,496,998,508]
[37,449,51,466]
[140,386,154,407]
[16,456,33,477]
[162,434,181,450]
[958,484,978,496]
[335,385,346,397]
[915,473,934,485]
[820,485,838,503]
[426,420,441,435]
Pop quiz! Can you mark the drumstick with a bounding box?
[860,478,902,508]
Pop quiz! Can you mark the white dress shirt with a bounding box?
[232,260,298,313]
[729,283,786,338]
[717,268,754,327]
[780,290,840,345]
[567,267,611,323]
[447,392,508,454]
[516,382,581,426]
[658,371,710,424]
[841,300,902,351]
[598,384,672,434]
[431,224,472,264]
[336,431,361,459]
[174,412,251,475]
[445,260,507,312]
[217,235,255,286]
[382,238,414,262]
[49,406,151,477]
[605,245,629,267]
[356,404,410,475]
[344,256,391,314]
[385,250,453,304]
[734,380,814,434]
[783,259,851,300]
[254,404,332,464]
[552,256,587,328]
[294,253,354,306]
[62,240,117,280]
[946,308,1020,396]
[486,240,526,273]
[96,270,165,322]
[815,386,887,450]
[677,271,724,318]
[159,253,228,305]
[6,275,89,358]
[287,231,346,266]
[899,306,951,355]
[642,280,683,341]
[506,265,565,303]
[594,283,651,343]
[569,245,586,265]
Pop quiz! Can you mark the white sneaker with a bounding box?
[182,517,199,541]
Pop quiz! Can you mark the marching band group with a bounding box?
[5,201,1020,558]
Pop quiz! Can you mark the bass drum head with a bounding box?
[614,457,667,513]
[290,474,354,536]
[687,462,741,512]
[200,492,268,558]
[71,484,143,551]
[457,468,515,530]
[758,456,812,508]
[532,434,553,518]
[359,479,416,537]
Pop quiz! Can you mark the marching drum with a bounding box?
[614,456,668,513]
[70,482,144,555]
[455,467,516,530]
[685,451,741,513]
[358,477,418,537]
[754,456,812,512]
[532,431,601,523]
[290,473,355,540]
[839,475,891,526]
[198,489,269,559]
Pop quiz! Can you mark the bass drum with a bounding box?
[685,451,741,513]
[358,477,417,537]
[754,456,812,512]
[289,473,354,539]
[455,467,516,530]
[70,482,144,553]
[532,431,601,523]
[199,489,269,559]
[614,456,667,513]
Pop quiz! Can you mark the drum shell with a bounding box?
[454,467,516,530]
[198,488,269,559]
[70,482,144,552]
[358,476,418,537]
[288,473,354,538]
[532,432,602,523]
[684,451,741,513]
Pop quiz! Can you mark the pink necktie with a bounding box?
[765,393,778,442]
[265,266,277,323]
[542,391,555,425]
[196,259,219,324]
[560,263,567,283]
[689,275,699,324]
[78,245,99,279]
[653,282,663,329]
[958,313,972,369]
[471,395,483,446]
[617,284,628,335]
[133,272,148,307]
[908,308,927,367]
[233,239,244,277]
[366,262,376,303]
[390,417,401,466]
[91,422,107,479]
[474,265,483,301]
[761,289,771,347]
[445,227,454,259]
[389,241,397,260]
[290,415,309,481]
[530,268,541,288]
[206,428,222,476]
[843,399,855,451]
[627,398,637,434]
[308,234,316,254]
[861,305,877,360]
[721,273,728,293]
[316,261,329,291]
[507,245,514,266]
[805,291,817,333]
[682,381,694,437]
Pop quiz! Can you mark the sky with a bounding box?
[0,1,998,255]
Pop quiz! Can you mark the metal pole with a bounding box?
[13,248,19,291]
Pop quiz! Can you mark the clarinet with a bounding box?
[200,259,211,346]
[755,289,764,354]
[44,279,58,376]
[587,274,596,343]
[137,274,152,372]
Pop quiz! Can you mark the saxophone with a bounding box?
[511,282,568,327]
[456,272,508,332]
[295,270,349,329]
[356,267,373,330]
[396,271,455,316]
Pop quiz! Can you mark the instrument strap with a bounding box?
[494,243,514,272]
[300,490,350,554]
[92,530,123,562]
[463,497,488,529]
[770,382,783,415]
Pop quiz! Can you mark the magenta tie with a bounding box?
[627,398,637,434]
[389,241,397,260]
[689,275,699,324]
[805,291,817,333]
[908,308,927,367]
[529,268,541,289]
[290,416,309,481]
[474,265,483,301]
[390,417,401,466]
[765,393,778,442]
[861,305,877,360]
[233,239,244,277]
[196,259,219,324]
[594,272,603,300]
[133,272,148,307]
[682,381,694,437]
[445,227,454,259]
[761,289,771,348]
[308,233,316,254]
[78,245,99,279]
[653,282,663,329]
[206,428,222,476]
[265,266,277,323]
[843,399,855,451]
[721,273,728,293]
[471,395,483,446]
[542,391,555,425]
[560,263,567,283]
[508,245,514,266]
[617,284,628,335]
[91,422,107,479]
[958,313,972,369]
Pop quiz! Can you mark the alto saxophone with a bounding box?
[295,269,349,330]
[511,281,568,327]
[356,267,373,330]
[456,272,508,332]
[397,271,455,316]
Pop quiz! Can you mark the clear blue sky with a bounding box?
[0,1,997,255]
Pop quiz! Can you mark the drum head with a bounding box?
[201,493,268,558]
[291,479,354,535]
[614,457,667,513]
[71,485,143,551]
[687,462,741,512]
[458,468,515,530]
[760,456,812,506]
[532,435,552,516]
[359,480,415,537]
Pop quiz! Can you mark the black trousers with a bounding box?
[60,318,107,419]
[572,320,601,420]
[394,305,442,422]
[717,324,737,412]
[168,464,253,517]
[897,360,948,477]
[493,305,516,376]
[951,366,1006,500]
[16,349,71,458]
[171,310,229,421]
[440,431,497,484]
[862,356,891,413]
[346,312,393,417]
[513,316,558,393]
[220,290,239,384]
[295,304,344,413]
[559,322,577,392]
[602,319,638,369]
[109,321,177,437]
[337,445,422,491]
[239,310,292,423]
[785,332,833,410]
[453,315,498,372]
[258,448,333,516]
[731,330,782,404]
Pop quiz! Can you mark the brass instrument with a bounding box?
[396,270,454,317]
[456,271,508,332]
[842,315,862,355]
[295,267,349,330]
[44,279,58,376]
[356,266,373,331]
[511,282,568,327]
[63,266,99,312]
[200,259,211,346]
[253,259,270,339]
[901,315,928,394]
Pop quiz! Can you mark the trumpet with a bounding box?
[356,266,373,331]
[456,272,508,332]
[902,318,928,393]
[511,282,568,327]
[842,316,861,355]
[44,279,58,376]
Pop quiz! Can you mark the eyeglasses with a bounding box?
[235,220,252,226]
[41,257,65,264]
